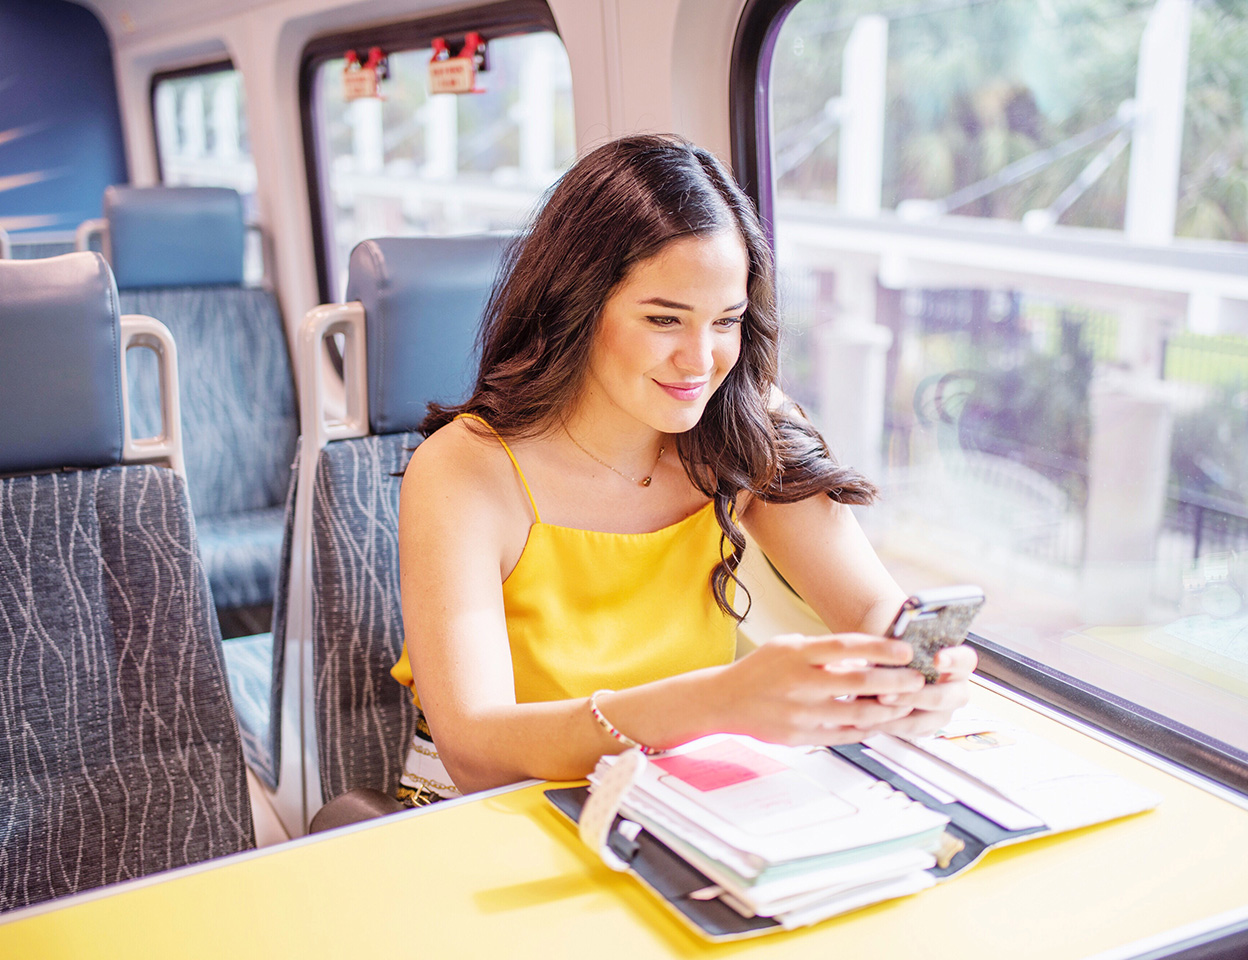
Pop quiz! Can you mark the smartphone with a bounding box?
[886,585,985,683]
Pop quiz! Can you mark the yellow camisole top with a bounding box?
[391,414,738,704]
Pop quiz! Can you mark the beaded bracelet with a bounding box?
[588,689,662,756]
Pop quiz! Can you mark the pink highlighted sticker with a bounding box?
[652,740,788,792]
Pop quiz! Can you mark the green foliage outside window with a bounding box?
[772,0,1248,241]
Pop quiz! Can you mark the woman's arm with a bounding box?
[400,426,931,793]
[740,493,977,737]
[740,493,906,634]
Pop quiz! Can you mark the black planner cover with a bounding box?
[544,745,1050,941]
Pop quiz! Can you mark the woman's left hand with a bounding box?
[868,645,978,738]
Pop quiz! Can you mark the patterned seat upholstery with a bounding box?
[222,463,297,791]
[311,432,419,800]
[106,187,298,614]
[301,236,507,803]
[196,504,289,609]
[105,187,297,787]
[0,253,254,912]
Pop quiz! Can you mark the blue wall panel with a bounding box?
[0,0,128,237]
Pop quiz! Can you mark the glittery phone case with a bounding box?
[888,587,985,683]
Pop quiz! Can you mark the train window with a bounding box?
[735,0,1248,783]
[302,11,574,302]
[151,62,262,283]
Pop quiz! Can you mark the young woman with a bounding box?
[390,134,976,804]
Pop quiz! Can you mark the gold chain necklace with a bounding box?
[565,429,664,487]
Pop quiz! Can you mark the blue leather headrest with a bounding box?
[0,253,124,474]
[346,236,509,435]
[105,185,245,289]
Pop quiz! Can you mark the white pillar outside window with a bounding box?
[212,78,240,161]
[349,97,385,175]
[1082,376,1175,623]
[814,15,892,483]
[517,41,556,186]
[154,84,179,167]
[423,94,458,182]
[837,15,887,218]
[181,83,206,160]
[1124,0,1191,246]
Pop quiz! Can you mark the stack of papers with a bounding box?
[860,707,1163,836]
[590,735,952,928]
[563,706,1162,940]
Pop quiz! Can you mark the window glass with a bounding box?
[767,0,1248,752]
[311,31,575,301]
[152,66,262,283]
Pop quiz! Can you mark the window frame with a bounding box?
[728,0,1248,803]
[297,0,561,304]
[148,58,238,185]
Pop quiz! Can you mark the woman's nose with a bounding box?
[674,329,715,374]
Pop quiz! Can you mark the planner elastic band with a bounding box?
[589,689,661,756]
[579,749,647,871]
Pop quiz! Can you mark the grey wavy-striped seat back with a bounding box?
[226,454,299,791]
[310,236,506,801]
[122,286,297,520]
[0,253,254,912]
[121,285,297,612]
[108,187,298,612]
[0,467,255,910]
[312,433,418,800]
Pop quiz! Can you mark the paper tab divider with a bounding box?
[863,735,1045,831]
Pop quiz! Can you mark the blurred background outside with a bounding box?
[769,0,1248,753]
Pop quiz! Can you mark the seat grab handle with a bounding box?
[298,301,369,450]
[119,314,186,478]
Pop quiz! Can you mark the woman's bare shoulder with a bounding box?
[403,418,507,495]
[400,418,522,525]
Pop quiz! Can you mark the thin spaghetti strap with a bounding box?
[454,413,542,524]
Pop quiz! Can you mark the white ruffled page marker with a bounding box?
[580,748,647,871]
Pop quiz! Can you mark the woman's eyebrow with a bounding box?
[638,297,749,311]
[638,296,693,310]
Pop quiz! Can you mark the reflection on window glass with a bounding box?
[313,32,575,301]
[153,67,262,284]
[769,0,1248,752]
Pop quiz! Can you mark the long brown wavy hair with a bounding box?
[423,134,876,619]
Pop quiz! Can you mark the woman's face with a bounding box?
[585,230,749,436]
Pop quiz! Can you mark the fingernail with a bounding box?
[878,694,897,705]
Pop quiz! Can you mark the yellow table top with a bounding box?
[3,682,1247,959]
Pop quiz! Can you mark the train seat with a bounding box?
[1,224,78,260]
[281,235,506,822]
[214,472,296,792]
[0,253,254,911]
[103,185,298,624]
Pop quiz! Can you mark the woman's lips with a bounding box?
[655,379,709,401]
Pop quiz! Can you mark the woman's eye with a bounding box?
[715,315,745,328]
[646,316,680,327]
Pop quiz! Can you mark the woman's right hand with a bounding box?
[712,633,926,746]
